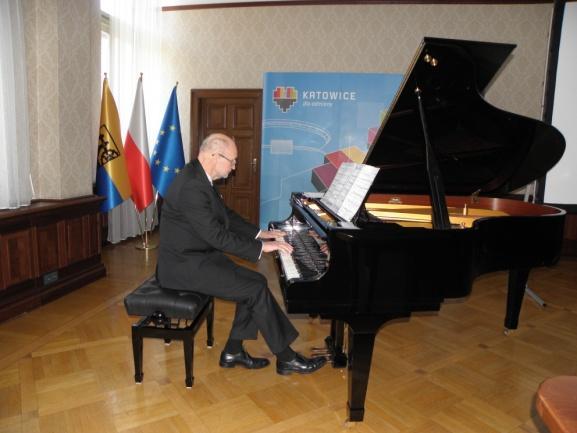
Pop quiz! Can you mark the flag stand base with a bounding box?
[136,242,157,250]
[136,230,157,250]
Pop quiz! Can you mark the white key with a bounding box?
[276,236,300,280]
[280,250,300,280]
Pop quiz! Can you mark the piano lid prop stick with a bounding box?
[414,86,451,230]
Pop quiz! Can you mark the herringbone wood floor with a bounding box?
[0,233,576,433]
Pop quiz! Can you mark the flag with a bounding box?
[96,77,132,212]
[124,76,154,212]
[151,86,185,197]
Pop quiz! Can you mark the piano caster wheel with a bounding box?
[503,327,512,336]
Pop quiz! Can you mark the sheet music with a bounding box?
[321,163,379,222]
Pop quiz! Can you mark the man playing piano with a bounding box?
[157,133,326,375]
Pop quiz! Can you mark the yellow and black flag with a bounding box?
[95,77,132,212]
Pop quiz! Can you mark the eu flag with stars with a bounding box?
[151,86,185,197]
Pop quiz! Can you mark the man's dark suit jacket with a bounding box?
[157,159,262,292]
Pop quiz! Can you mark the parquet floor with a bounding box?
[1,233,576,433]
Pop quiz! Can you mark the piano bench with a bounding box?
[124,276,214,388]
[536,376,577,433]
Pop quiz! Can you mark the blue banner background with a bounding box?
[260,72,402,228]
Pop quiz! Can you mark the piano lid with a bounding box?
[364,37,565,196]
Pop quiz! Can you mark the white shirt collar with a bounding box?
[205,171,213,185]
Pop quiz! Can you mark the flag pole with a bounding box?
[132,202,146,248]
[134,202,157,250]
[143,207,155,250]
[150,191,159,232]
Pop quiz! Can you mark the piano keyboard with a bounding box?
[276,230,328,281]
[277,249,300,280]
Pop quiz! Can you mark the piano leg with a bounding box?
[504,267,531,331]
[345,317,395,422]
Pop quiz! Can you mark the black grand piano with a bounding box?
[269,37,566,422]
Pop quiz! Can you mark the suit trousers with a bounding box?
[183,252,299,354]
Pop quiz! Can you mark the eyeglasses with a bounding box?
[216,153,237,165]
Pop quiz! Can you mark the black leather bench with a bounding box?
[124,276,214,388]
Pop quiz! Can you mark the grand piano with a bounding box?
[269,37,566,422]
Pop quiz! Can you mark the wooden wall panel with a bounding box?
[86,213,101,258]
[0,196,106,323]
[36,224,60,275]
[0,230,33,288]
[66,217,86,264]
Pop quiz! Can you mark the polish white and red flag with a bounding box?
[124,76,154,212]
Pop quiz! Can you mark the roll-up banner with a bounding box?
[260,72,403,228]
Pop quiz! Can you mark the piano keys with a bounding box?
[269,37,566,422]
[275,221,329,281]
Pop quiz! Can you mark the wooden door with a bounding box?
[190,90,262,225]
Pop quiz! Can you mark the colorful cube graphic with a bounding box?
[368,127,379,146]
[311,145,366,191]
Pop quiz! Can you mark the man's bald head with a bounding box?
[197,133,238,181]
[199,133,235,155]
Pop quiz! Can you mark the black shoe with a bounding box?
[276,353,327,375]
[219,349,270,369]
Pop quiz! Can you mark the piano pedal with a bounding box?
[311,347,331,356]
[310,347,332,362]
[311,346,348,367]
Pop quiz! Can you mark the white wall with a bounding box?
[545,2,577,205]
[160,3,554,162]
